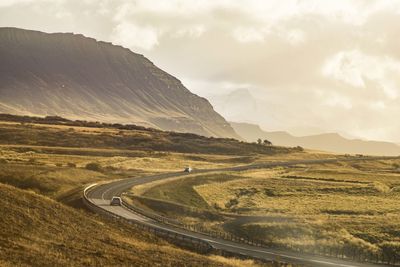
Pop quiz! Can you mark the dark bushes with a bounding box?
[85,162,102,172]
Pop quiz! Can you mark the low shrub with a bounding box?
[85,162,102,172]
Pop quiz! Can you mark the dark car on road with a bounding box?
[110,196,122,206]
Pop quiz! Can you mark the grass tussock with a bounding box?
[209,255,264,267]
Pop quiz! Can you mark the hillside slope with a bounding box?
[0,114,292,155]
[0,27,239,139]
[0,182,251,267]
[231,122,400,156]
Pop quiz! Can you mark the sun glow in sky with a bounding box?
[1,0,400,142]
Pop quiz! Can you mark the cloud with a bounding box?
[112,22,159,50]
[1,0,400,141]
[284,29,306,45]
[323,50,400,98]
[173,25,206,39]
[0,0,64,8]
[232,27,267,43]
[0,0,36,8]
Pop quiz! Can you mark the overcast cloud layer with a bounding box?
[1,0,400,142]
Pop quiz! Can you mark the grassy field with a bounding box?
[140,173,247,209]
[136,159,400,259]
[0,114,302,266]
[6,114,395,264]
[0,182,267,267]
[0,114,297,155]
[0,113,310,203]
[0,144,268,204]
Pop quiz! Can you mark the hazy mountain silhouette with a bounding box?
[208,89,258,123]
[231,122,400,156]
[0,27,239,138]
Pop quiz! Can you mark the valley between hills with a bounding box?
[1,26,399,267]
[0,115,399,266]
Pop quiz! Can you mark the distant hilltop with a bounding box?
[0,27,240,139]
[231,121,400,156]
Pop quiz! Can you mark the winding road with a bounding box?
[85,156,396,267]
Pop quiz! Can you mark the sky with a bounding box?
[1,0,400,142]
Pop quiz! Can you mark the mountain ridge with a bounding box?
[231,121,400,156]
[0,27,240,139]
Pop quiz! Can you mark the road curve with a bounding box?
[86,157,395,267]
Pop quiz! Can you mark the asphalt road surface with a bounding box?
[86,156,395,267]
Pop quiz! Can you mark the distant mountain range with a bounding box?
[231,122,400,156]
[0,27,239,139]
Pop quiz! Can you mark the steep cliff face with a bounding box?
[0,27,239,138]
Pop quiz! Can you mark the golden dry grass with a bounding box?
[0,182,269,267]
[137,159,400,257]
[0,144,244,199]
[0,115,301,266]
[0,116,294,156]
